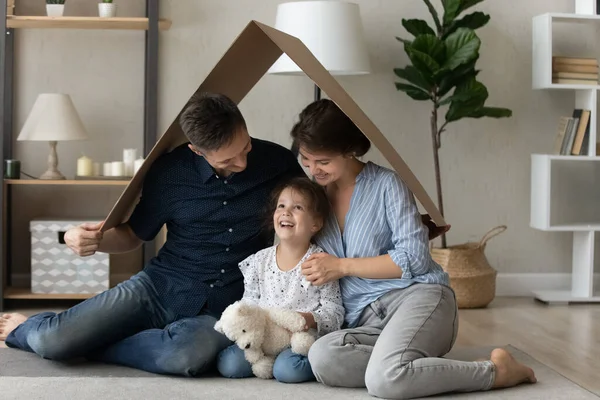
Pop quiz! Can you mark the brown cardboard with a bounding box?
[101,20,445,233]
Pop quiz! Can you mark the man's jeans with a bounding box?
[217,345,315,383]
[5,271,231,376]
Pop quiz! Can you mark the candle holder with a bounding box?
[4,159,21,179]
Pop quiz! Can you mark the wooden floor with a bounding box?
[2,297,599,395]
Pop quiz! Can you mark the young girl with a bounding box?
[216,177,345,383]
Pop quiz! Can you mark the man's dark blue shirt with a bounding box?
[127,138,305,318]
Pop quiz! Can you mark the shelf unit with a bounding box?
[530,0,600,303]
[0,1,170,310]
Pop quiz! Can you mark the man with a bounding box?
[0,92,305,376]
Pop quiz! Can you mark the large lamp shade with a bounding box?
[268,1,371,76]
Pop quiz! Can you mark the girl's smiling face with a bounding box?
[273,187,322,242]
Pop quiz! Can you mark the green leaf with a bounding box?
[395,82,432,101]
[439,91,473,106]
[437,59,478,97]
[394,66,433,91]
[467,107,512,118]
[402,18,436,37]
[443,28,480,71]
[396,36,412,45]
[457,0,485,16]
[445,78,489,121]
[442,0,461,26]
[423,0,442,32]
[410,34,446,65]
[443,12,490,39]
[406,49,442,76]
[453,79,488,108]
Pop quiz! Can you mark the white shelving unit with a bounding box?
[531,0,600,304]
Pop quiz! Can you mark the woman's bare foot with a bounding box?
[491,348,537,389]
[0,313,27,341]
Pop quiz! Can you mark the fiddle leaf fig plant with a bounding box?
[394,0,511,248]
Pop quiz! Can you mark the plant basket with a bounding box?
[430,225,506,309]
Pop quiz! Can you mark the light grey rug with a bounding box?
[0,345,596,400]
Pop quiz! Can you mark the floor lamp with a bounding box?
[268,1,371,153]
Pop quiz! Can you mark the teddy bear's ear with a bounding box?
[214,320,224,334]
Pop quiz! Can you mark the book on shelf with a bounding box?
[552,109,591,156]
[552,56,598,85]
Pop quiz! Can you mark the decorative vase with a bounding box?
[98,3,117,18]
[46,4,64,17]
[430,225,506,309]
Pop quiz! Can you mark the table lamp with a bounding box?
[17,93,89,180]
[268,0,371,102]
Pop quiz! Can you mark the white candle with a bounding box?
[103,162,112,176]
[92,162,101,176]
[111,161,124,177]
[77,156,93,176]
[133,158,144,175]
[123,148,137,176]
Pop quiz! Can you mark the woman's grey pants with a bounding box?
[308,283,496,399]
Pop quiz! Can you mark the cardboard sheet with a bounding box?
[101,20,445,232]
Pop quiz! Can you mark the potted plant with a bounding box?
[98,0,116,18]
[394,0,511,308]
[46,0,65,17]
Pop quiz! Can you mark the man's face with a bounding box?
[189,128,252,177]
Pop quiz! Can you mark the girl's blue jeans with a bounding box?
[217,344,315,383]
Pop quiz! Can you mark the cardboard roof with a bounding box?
[101,20,445,232]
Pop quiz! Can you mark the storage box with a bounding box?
[30,219,109,294]
[7,0,14,16]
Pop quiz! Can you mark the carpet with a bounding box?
[0,345,596,400]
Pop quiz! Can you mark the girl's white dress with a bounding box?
[238,243,345,336]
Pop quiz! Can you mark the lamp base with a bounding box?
[38,141,66,180]
[39,169,66,180]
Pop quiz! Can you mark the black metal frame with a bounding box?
[0,0,161,311]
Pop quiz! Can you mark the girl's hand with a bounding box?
[297,312,315,330]
[301,253,344,286]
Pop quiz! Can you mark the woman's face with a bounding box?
[298,146,351,186]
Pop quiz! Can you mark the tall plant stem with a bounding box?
[430,104,446,248]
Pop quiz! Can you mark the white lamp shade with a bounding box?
[17,93,88,141]
[268,1,371,76]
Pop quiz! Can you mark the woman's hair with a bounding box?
[265,177,330,233]
[290,99,371,157]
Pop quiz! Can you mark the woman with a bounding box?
[290,99,536,399]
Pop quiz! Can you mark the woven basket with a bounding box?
[430,225,506,309]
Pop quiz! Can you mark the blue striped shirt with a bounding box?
[314,161,450,327]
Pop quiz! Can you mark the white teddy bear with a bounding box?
[214,301,316,379]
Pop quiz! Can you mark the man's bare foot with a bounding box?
[0,313,27,341]
[491,348,537,389]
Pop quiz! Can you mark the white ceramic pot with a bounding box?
[46,4,64,17]
[98,3,117,18]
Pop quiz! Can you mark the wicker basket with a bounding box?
[430,225,506,309]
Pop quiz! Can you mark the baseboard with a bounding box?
[496,273,600,296]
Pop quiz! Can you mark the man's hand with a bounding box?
[301,253,344,286]
[421,214,450,241]
[64,222,104,257]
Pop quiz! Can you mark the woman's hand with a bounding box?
[301,253,345,286]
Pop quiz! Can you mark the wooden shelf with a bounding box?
[3,287,94,300]
[6,16,172,31]
[5,179,130,186]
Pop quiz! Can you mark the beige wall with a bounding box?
[9,0,598,287]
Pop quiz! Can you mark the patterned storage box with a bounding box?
[30,219,110,294]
